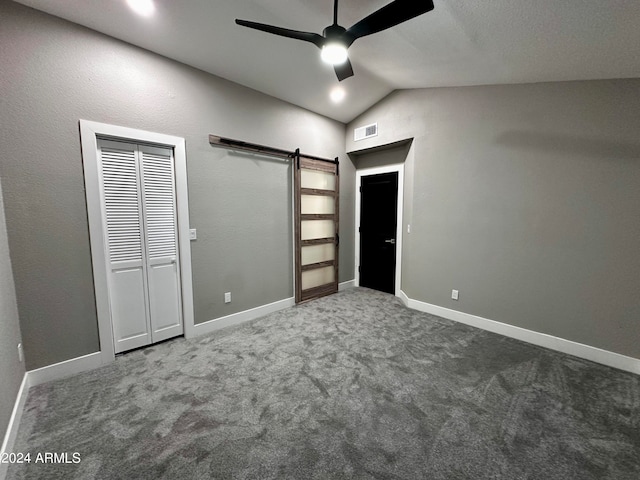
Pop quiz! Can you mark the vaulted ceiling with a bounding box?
[14,0,640,123]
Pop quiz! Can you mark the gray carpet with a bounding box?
[7,288,640,479]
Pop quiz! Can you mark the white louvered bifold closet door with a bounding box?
[97,139,183,354]
[139,145,183,343]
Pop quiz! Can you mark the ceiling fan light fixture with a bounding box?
[321,43,348,65]
[126,0,155,17]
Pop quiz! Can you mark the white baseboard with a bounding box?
[23,291,338,387]
[339,280,356,291]
[400,291,640,375]
[192,297,296,337]
[0,351,106,466]
[0,373,29,479]
[0,374,28,453]
[27,351,104,387]
[191,284,355,338]
[398,290,410,306]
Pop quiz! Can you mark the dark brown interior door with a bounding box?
[294,153,339,303]
[359,172,398,294]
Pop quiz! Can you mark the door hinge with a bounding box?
[359,186,362,193]
[358,266,361,273]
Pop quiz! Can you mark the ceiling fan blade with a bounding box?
[344,0,435,46]
[334,58,354,82]
[236,19,325,49]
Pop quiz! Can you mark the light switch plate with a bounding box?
[189,228,197,240]
[451,289,459,300]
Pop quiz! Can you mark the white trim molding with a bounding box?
[339,280,356,291]
[0,352,109,462]
[11,291,324,393]
[27,352,104,387]
[192,297,296,337]
[16,287,357,390]
[0,374,29,465]
[398,290,410,307]
[355,164,405,296]
[1,354,110,478]
[400,290,640,375]
[79,120,194,362]
[195,284,356,338]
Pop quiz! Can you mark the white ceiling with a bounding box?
[14,0,640,123]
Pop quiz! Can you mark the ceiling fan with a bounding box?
[236,0,435,81]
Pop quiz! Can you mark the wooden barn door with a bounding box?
[294,152,339,303]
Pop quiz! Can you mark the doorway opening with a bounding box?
[355,164,404,296]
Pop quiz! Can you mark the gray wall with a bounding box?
[347,80,640,359]
[0,1,352,370]
[0,179,25,445]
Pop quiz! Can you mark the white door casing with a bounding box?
[81,120,194,363]
[355,164,404,297]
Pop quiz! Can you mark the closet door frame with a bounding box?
[80,120,194,365]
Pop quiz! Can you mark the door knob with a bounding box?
[384,239,396,244]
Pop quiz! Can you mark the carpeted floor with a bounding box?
[6,288,640,479]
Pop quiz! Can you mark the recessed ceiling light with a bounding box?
[126,0,155,17]
[330,87,346,104]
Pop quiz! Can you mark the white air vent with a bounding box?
[354,123,378,141]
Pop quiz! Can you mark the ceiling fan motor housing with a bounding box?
[323,24,348,45]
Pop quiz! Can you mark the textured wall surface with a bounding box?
[347,80,640,359]
[0,1,351,370]
[0,179,25,445]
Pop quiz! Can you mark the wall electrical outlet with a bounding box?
[224,292,231,304]
[18,343,24,363]
[451,289,459,300]
[407,224,411,234]
[189,229,197,240]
